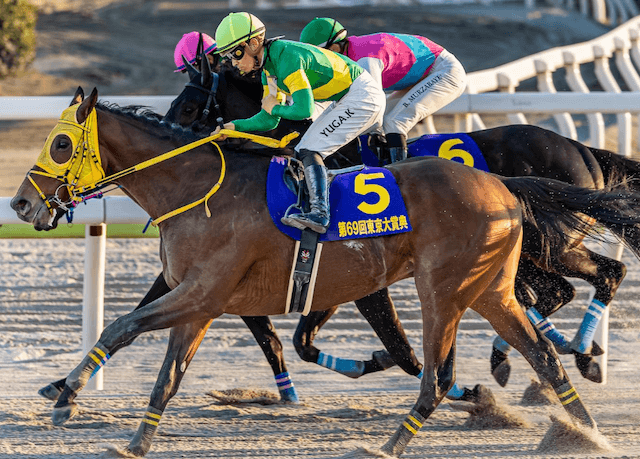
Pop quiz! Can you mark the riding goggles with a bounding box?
[223,44,246,61]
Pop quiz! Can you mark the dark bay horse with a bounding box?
[11,87,640,457]
[164,57,640,386]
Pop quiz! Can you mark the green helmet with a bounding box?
[214,12,266,54]
[299,17,347,49]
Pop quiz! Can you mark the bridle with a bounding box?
[185,71,225,132]
[28,102,299,227]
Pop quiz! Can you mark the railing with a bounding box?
[440,13,640,155]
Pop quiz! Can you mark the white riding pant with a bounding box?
[295,71,385,158]
[382,50,467,137]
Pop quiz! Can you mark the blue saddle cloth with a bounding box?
[267,157,412,242]
[360,132,489,172]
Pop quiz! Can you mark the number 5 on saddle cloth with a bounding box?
[267,156,413,315]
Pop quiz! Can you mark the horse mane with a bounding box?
[96,101,206,144]
[95,101,288,158]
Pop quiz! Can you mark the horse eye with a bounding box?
[183,106,194,114]
[56,138,70,149]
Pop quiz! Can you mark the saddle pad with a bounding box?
[359,132,489,172]
[267,156,412,242]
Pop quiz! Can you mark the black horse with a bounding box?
[164,55,640,388]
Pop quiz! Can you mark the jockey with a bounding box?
[300,18,467,163]
[212,12,385,234]
[174,31,218,73]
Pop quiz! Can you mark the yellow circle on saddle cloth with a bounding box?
[36,104,105,190]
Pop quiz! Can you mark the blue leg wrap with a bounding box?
[275,372,298,403]
[317,352,365,378]
[493,335,512,354]
[572,299,607,354]
[526,307,571,354]
[445,382,465,400]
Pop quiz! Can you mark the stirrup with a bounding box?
[281,213,329,234]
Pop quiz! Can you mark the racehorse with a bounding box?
[11,87,640,457]
[165,55,640,386]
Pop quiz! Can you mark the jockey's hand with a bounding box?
[210,122,235,140]
[262,95,279,115]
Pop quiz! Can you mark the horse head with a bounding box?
[163,51,262,133]
[11,86,100,230]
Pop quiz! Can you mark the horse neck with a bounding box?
[96,107,229,222]
[218,71,262,122]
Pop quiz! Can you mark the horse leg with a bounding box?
[356,288,479,402]
[482,295,597,431]
[241,315,298,402]
[51,281,216,425]
[125,319,212,457]
[380,303,462,456]
[491,261,576,387]
[548,244,626,382]
[293,300,398,379]
[39,272,172,401]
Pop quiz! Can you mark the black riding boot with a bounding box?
[282,151,330,234]
[386,132,407,163]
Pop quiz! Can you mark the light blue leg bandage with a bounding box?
[493,336,512,354]
[572,299,607,354]
[275,371,298,403]
[526,307,571,354]
[317,352,365,378]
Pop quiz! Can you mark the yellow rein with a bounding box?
[74,129,299,227]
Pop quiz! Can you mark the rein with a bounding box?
[30,105,299,226]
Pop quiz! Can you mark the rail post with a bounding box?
[82,224,107,390]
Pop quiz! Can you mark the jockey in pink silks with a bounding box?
[300,18,467,162]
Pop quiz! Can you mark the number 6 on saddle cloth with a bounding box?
[269,156,413,315]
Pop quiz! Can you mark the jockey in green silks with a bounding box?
[211,12,385,234]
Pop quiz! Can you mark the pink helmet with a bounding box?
[173,31,217,73]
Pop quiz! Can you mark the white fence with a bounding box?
[445,13,640,155]
[4,13,640,387]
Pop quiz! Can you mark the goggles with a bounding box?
[223,44,246,61]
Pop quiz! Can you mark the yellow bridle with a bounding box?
[28,104,299,226]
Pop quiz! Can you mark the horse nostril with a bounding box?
[10,197,31,216]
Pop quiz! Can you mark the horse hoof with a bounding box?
[52,402,78,425]
[38,383,63,401]
[490,347,511,387]
[372,350,396,370]
[591,341,605,357]
[279,388,300,404]
[575,353,603,383]
[458,384,491,404]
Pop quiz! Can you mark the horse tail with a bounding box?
[502,176,640,266]
[589,146,640,191]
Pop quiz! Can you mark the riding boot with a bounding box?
[282,160,330,234]
[386,132,407,163]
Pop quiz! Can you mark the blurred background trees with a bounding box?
[0,0,37,79]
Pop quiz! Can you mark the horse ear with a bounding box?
[182,55,199,80]
[76,87,98,124]
[196,33,204,59]
[201,49,213,88]
[70,86,84,106]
